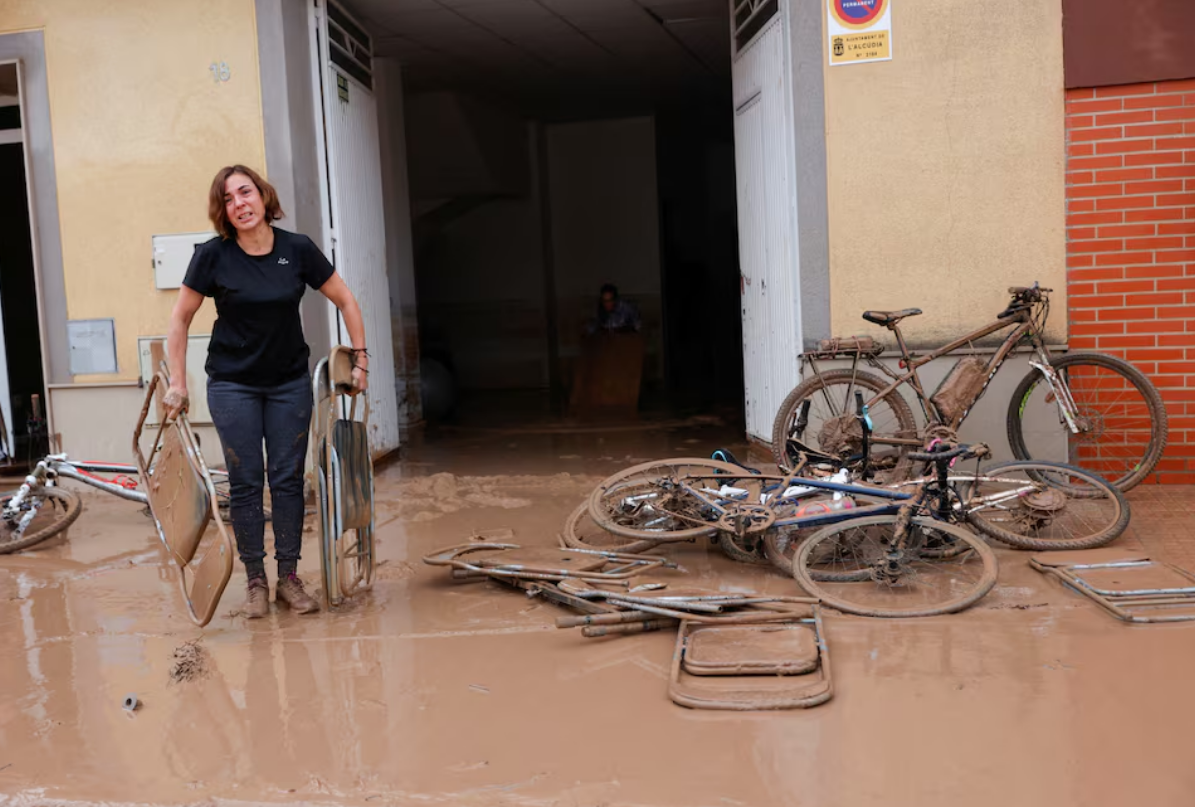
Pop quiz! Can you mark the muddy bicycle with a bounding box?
[585,445,1126,617]
[789,444,1001,618]
[0,452,234,554]
[583,445,1129,570]
[771,283,1167,491]
[582,447,1003,616]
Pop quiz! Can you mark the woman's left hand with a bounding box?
[352,366,369,393]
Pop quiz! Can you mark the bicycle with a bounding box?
[770,283,1167,491]
[585,445,1130,576]
[0,453,233,554]
[789,444,1000,618]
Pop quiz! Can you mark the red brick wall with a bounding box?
[1066,79,1195,483]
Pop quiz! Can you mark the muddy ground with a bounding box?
[1,419,1193,806]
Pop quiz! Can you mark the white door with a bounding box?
[313,0,399,456]
[732,12,801,441]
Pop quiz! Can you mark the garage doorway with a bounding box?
[0,62,47,468]
[343,0,743,430]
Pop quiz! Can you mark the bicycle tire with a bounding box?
[770,369,919,482]
[589,458,745,541]
[0,486,83,554]
[792,515,998,618]
[762,527,803,575]
[962,460,1131,551]
[1006,351,1167,492]
[561,500,668,554]
[717,532,771,565]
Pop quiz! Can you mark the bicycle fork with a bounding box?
[1,458,57,524]
[1028,361,1085,434]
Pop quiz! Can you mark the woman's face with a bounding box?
[224,173,266,234]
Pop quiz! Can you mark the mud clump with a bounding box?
[169,640,211,684]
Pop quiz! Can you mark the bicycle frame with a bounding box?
[801,301,1074,454]
[675,472,914,533]
[616,462,1050,539]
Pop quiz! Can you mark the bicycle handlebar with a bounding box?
[998,283,1053,319]
[1007,282,1053,301]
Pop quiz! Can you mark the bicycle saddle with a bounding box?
[861,308,922,327]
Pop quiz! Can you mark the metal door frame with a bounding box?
[307,0,400,455]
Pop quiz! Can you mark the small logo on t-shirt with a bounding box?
[278,257,289,265]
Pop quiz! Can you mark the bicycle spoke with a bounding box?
[772,371,918,483]
[963,461,1128,550]
[1009,354,1165,491]
[794,516,997,617]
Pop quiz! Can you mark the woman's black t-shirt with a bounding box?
[182,228,335,387]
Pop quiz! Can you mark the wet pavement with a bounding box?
[2,419,1194,806]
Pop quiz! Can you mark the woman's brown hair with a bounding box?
[208,165,284,239]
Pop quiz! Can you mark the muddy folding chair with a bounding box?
[133,368,235,627]
[668,599,833,711]
[1030,548,1195,623]
[312,346,375,608]
[423,542,674,583]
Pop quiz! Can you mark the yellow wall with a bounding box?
[824,0,1067,346]
[0,0,266,380]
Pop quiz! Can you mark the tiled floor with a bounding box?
[1120,486,1195,568]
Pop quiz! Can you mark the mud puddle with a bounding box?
[2,427,1195,806]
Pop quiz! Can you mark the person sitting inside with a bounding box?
[587,283,641,335]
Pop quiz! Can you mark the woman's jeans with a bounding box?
[207,375,312,579]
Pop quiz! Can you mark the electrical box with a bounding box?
[152,232,215,289]
[137,334,213,425]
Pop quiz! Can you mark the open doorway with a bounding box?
[0,63,47,468]
[350,0,743,429]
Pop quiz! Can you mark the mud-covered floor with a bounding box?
[2,419,1194,807]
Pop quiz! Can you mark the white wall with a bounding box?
[49,384,223,468]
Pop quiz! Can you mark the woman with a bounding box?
[163,164,368,619]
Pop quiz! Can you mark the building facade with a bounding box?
[0,0,1190,481]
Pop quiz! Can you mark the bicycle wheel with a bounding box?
[771,370,919,482]
[561,500,669,554]
[762,492,894,576]
[0,486,83,554]
[589,458,745,541]
[792,515,997,618]
[962,460,1130,551]
[1006,352,1166,492]
[762,526,805,575]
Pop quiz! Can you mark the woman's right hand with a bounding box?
[163,385,190,421]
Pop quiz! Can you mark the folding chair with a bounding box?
[1030,548,1195,623]
[311,346,375,607]
[668,600,834,710]
[133,368,234,627]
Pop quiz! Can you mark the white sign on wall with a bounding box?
[828,0,893,66]
[67,319,118,375]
